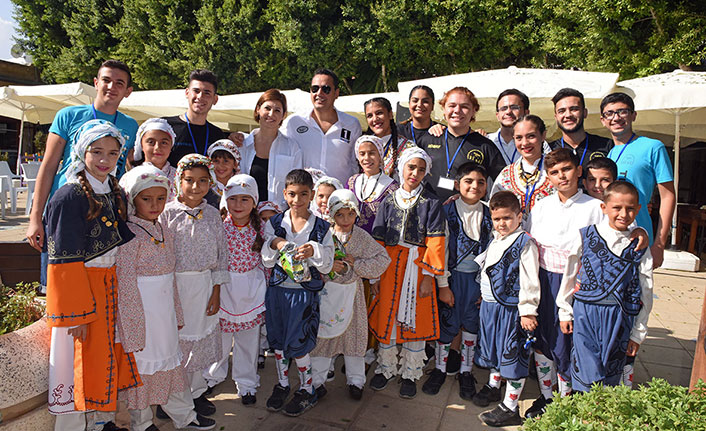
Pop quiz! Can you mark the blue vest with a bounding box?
[485,232,532,307]
[268,212,330,292]
[444,201,492,271]
[575,225,645,316]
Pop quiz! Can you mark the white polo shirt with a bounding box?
[280,108,362,183]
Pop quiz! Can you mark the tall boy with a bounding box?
[476,191,540,427]
[557,181,653,392]
[261,169,335,416]
[422,163,493,399]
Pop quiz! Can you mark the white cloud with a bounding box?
[0,16,20,61]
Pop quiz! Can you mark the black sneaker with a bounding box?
[192,394,216,417]
[399,378,417,399]
[458,371,477,400]
[473,384,502,407]
[183,413,216,430]
[479,403,522,427]
[266,384,290,412]
[369,373,391,391]
[326,370,335,382]
[524,394,552,419]
[203,385,215,396]
[315,384,328,400]
[241,393,256,406]
[101,422,128,431]
[446,349,461,375]
[258,354,266,369]
[155,405,169,420]
[283,388,318,416]
[421,368,446,395]
[424,342,435,366]
[348,384,363,400]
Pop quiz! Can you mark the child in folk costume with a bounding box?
[160,154,228,418]
[207,139,241,196]
[256,200,282,368]
[311,175,343,219]
[204,175,267,406]
[261,169,334,416]
[310,189,391,401]
[117,165,215,431]
[368,147,446,399]
[44,119,140,431]
[133,118,178,200]
[476,191,541,427]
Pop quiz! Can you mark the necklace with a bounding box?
[128,220,166,247]
[184,208,203,220]
[518,159,540,185]
[360,172,382,202]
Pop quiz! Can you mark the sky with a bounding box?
[0,0,20,61]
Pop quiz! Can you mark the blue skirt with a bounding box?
[439,270,481,343]
[536,268,572,378]
[265,286,320,359]
[475,300,531,380]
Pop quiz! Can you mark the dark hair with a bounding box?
[188,69,219,93]
[552,88,585,110]
[312,68,339,89]
[211,149,236,162]
[496,89,529,111]
[98,59,132,87]
[254,89,288,122]
[489,190,521,214]
[285,169,314,189]
[545,148,579,170]
[364,97,400,172]
[600,92,634,113]
[513,114,546,135]
[455,162,487,181]
[439,87,480,122]
[409,85,435,103]
[220,206,264,252]
[603,180,639,203]
[76,171,127,222]
[585,157,618,181]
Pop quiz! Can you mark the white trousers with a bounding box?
[129,390,196,431]
[375,340,426,381]
[187,370,208,399]
[311,355,366,389]
[203,326,261,395]
[54,411,115,431]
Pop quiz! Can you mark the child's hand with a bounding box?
[331,259,347,274]
[630,228,649,251]
[206,285,220,316]
[559,320,573,334]
[626,340,641,356]
[521,315,538,331]
[476,297,482,309]
[68,324,88,342]
[343,256,356,266]
[370,280,380,296]
[439,286,454,307]
[295,244,314,260]
[419,275,434,298]
[272,238,287,250]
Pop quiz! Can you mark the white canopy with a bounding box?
[334,92,401,126]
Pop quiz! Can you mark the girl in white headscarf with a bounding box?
[133,118,178,199]
[311,175,343,220]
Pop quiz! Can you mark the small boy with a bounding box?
[261,169,335,416]
[583,157,618,201]
[422,163,493,401]
[476,191,540,427]
[557,180,653,392]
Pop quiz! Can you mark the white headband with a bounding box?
[327,188,360,218]
[220,174,259,209]
[354,135,385,161]
[207,139,242,165]
[314,175,343,192]
[118,164,170,215]
[397,146,432,178]
[135,118,176,161]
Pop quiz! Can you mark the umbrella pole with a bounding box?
[16,110,25,174]
[671,112,680,249]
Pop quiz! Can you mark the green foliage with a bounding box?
[0,152,9,162]
[33,130,47,154]
[0,282,45,336]
[523,379,706,431]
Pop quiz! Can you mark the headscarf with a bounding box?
[397,146,432,178]
[354,135,385,161]
[174,154,216,197]
[134,118,176,161]
[220,174,258,209]
[66,119,126,184]
[257,201,282,214]
[327,189,360,219]
[119,164,170,215]
[314,175,343,192]
[207,139,242,168]
[304,168,326,184]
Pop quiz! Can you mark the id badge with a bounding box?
[437,176,455,190]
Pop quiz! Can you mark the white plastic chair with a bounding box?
[21,162,40,215]
[0,161,22,214]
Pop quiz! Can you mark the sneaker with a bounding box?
[101,422,128,431]
[446,349,461,375]
[182,413,216,430]
[258,354,266,369]
[192,394,216,417]
[524,394,552,419]
[315,384,328,400]
[479,403,522,427]
[266,384,291,412]
[283,389,318,416]
[348,384,363,400]
[399,378,417,399]
[423,343,435,366]
[421,368,446,395]
[326,370,335,382]
[241,393,256,406]
[458,371,477,400]
[369,373,391,391]
[472,384,502,407]
[155,405,169,420]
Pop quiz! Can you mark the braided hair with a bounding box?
[75,171,127,221]
[249,207,264,253]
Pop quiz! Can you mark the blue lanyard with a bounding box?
[445,129,471,176]
[524,156,544,211]
[383,136,393,158]
[613,133,636,165]
[497,133,517,164]
[185,113,209,155]
[561,135,589,166]
[92,105,118,124]
[408,123,417,145]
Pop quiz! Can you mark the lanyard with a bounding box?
[497,133,517,164]
[613,133,636,165]
[408,123,417,145]
[383,136,393,158]
[444,129,471,176]
[524,155,544,211]
[92,105,118,124]
[185,113,209,156]
[561,135,589,166]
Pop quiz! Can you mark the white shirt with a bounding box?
[436,199,486,288]
[556,220,653,344]
[488,128,552,166]
[280,108,362,184]
[354,172,394,203]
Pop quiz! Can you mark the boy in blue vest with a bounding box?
[557,180,653,392]
[422,163,493,400]
[476,191,541,427]
[261,169,335,416]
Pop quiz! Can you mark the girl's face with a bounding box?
[212,153,238,185]
[409,89,433,123]
[443,92,476,130]
[134,186,167,222]
[179,166,210,207]
[315,184,336,215]
[357,141,382,176]
[365,102,392,137]
[513,121,545,163]
[333,207,357,233]
[141,130,172,168]
[227,194,256,224]
[84,136,121,182]
[257,100,285,129]
[259,210,277,223]
[402,158,426,191]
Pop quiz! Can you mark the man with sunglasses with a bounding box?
[281,68,362,183]
[601,92,675,268]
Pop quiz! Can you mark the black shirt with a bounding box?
[250,156,269,203]
[548,132,614,167]
[165,115,226,167]
[396,121,438,146]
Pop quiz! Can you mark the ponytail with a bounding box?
[109,176,127,221]
[249,208,264,253]
[76,171,103,220]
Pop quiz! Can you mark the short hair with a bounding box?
[496,89,529,111]
[254,89,288,122]
[584,157,618,181]
[513,114,546,135]
[312,68,340,89]
[409,85,435,103]
[188,69,219,93]
[210,149,236,162]
[545,148,579,170]
[439,87,480,122]
[600,92,634,113]
[285,169,314,189]
[603,180,639,203]
[489,191,521,214]
[552,88,585,110]
[455,162,487,181]
[98,59,132,87]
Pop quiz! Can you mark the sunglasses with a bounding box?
[310,85,332,94]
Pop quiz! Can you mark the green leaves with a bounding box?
[0,282,44,336]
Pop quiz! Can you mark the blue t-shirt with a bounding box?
[48,104,138,196]
[608,136,674,244]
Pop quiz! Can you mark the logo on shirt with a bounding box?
[297,126,309,134]
[340,128,351,143]
[427,144,441,149]
[467,149,484,164]
[590,151,607,160]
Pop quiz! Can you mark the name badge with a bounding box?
[437,176,455,190]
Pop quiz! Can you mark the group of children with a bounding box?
[45,110,653,430]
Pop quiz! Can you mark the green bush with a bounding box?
[0,282,45,335]
[523,379,706,431]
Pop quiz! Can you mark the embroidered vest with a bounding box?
[444,201,492,271]
[485,232,532,307]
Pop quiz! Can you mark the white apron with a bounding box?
[175,270,219,341]
[318,280,358,339]
[219,268,267,325]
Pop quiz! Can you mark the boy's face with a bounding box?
[456,171,487,204]
[284,184,313,213]
[601,191,640,231]
[315,184,336,215]
[94,67,132,105]
[584,167,614,200]
[186,80,218,116]
[491,207,522,237]
[546,161,581,195]
[600,101,636,138]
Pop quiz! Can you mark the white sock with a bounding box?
[274,350,290,388]
[558,373,572,397]
[436,342,451,372]
[535,352,556,399]
[296,355,313,394]
[503,378,525,411]
[488,368,502,389]
[460,331,477,374]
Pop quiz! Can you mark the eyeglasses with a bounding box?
[497,104,522,112]
[310,85,332,94]
[601,108,632,119]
